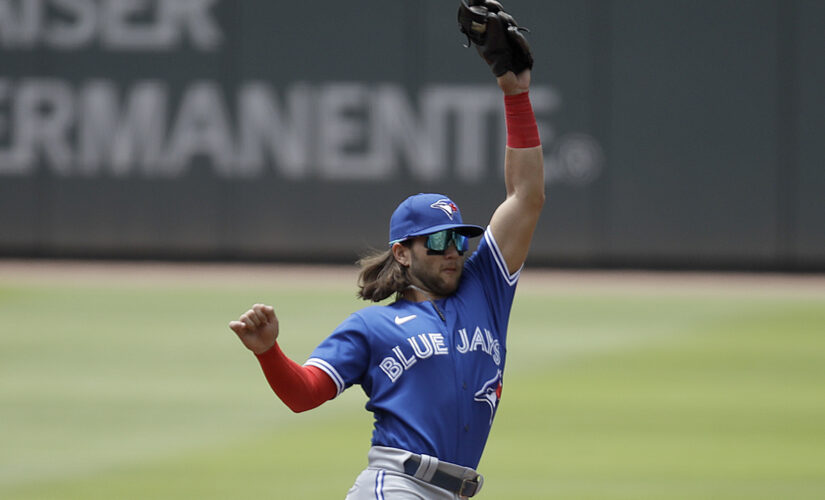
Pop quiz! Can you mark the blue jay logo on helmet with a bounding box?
[430,199,460,220]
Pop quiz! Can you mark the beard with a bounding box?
[408,255,464,298]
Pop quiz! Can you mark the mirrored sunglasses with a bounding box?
[426,229,469,255]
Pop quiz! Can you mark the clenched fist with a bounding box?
[229,303,279,355]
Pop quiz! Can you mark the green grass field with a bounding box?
[2,265,824,499]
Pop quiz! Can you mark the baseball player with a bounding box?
[229,1,542,497]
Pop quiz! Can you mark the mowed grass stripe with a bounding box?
[1,275,824,499]
[0,284,365,490]
[482,296,825,499]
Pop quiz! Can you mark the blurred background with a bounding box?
[3,2,825,499]
[1,0,823,270]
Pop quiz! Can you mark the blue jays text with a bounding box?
[380,325,502,383]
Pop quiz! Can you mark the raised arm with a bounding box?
[458,0,545,274]
[488,70,544,274]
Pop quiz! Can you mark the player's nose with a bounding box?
[443,244,460,259]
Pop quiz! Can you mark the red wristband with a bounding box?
[504,91,540,148]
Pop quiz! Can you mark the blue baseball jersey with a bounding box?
[305,228,520,469]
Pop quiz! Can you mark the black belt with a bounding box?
[403,455,483,497]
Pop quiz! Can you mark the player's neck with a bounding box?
[405,284,438,302]
[405,285,447,323]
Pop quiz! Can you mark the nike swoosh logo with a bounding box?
[394,314,417,325]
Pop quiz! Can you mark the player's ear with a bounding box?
[391,241,411,267]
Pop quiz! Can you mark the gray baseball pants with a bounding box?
[345,446,481,500]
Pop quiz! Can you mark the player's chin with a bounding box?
[440,269,462,292]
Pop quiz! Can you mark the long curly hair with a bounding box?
[356,243,412,302]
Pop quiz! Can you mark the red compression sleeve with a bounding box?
[504,91,541,148]
[255,342,337,413]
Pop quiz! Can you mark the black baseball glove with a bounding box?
[457,0,533,76]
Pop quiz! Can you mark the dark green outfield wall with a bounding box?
[1,0,822,269]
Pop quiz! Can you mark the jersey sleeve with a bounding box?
[304,313,370,397]
[462,226,522,332]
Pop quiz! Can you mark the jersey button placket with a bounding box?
[448,315,465,456]
[462,381,469,431]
